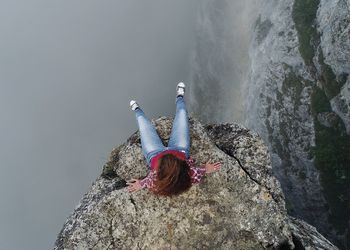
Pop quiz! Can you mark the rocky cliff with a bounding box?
[187,1,349,248]
[243,0,329,236]
[242,0,350,248]
[53,117,337,249]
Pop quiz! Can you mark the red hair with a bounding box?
[150,154,192,197]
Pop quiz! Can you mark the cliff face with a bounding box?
[318,0,350,133]
[188,1,349,248]
[242,0,350,248]
[243,0,329,233]
[54,117,337,249]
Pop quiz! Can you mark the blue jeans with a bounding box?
[134,96,190,167]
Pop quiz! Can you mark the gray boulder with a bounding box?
[53,117,337,249]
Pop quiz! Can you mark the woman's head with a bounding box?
[150,154,192,197]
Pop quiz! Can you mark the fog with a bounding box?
[0,1,200,249]
[188,0,260,124]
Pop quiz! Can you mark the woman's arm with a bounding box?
[187,158,221,184]
[126,170,156,192]
[189,165,206,184]
[139,170,156,189]
[204,161,222,174]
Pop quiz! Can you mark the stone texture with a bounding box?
[317,0,350,134]
[53,117,337,250]
[242,0,330,234]
[317,112,341,128]
[288,217,339,250]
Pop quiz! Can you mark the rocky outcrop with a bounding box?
[53,117,337,249]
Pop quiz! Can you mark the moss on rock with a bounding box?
[292,0,320,65]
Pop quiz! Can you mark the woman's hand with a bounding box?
[204,161,222,174]
[126,178,142,193]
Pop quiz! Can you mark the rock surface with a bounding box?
[317,0,350,133]
[241,0,350,247]
[242,0,330,234]
[53,117,337,249]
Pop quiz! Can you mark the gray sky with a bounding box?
[0,1,200,249]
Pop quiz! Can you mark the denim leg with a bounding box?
[168,96,190,158]
[135,108,165,165]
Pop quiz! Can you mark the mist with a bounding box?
[188,0,260,124]
[0,1,200,249]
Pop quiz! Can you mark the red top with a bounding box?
[150,150,187,170]
[140,150,206,190]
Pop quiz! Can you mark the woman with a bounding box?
[126,82,221,196]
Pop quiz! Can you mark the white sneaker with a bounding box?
[129,100,139,111]
[176,82,185,97]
